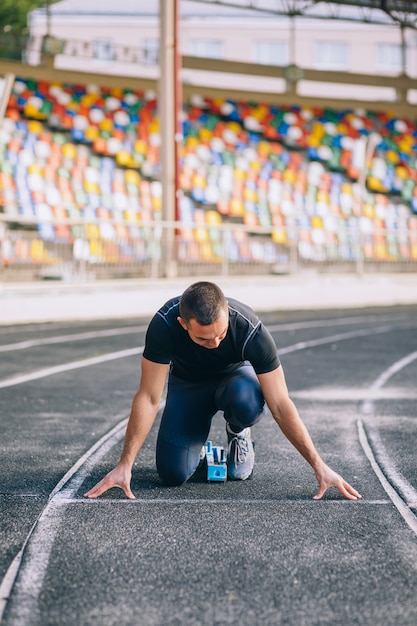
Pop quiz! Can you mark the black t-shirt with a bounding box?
[143,296,280,382]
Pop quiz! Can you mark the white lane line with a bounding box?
[291,388,417,401]
[56,497,391,505]
[1,312,409,356]
[361,427,417,509]
[0,324,400,389]
[0,322,78,335]
[0,347,143,389]
[0,417,129,623]
[361,349,417,414]
[357,419,417,535]
[0,325,147,353]
[278,324,393,355]
[267,312,411,333]
[369,350,417,391]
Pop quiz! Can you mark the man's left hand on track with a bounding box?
[313,464,362,501]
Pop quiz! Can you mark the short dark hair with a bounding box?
[179,282,228,325]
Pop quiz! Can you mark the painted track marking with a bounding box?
[0,418,128,623]
[357,420,417,535]
[291,388,417,401]
[58,497,391,505]
[360,426,417,508]
[0,312,411,355]
[357,348,417,535]
[0,347,143,389]
[267,312,410,333]
[0,323,399,389]
[361,349,417,414]
[0,325,147,353]
[278,324,394,355]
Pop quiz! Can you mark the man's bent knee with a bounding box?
[156,440,200,486]
[223,374,265,429]
[157,468,188,487]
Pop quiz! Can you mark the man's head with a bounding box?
[177,281,229,349]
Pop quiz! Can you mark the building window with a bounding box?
[376,43,402,71]
[189,39,224,59]
[92,39,114,63]
[253,40,289,66]
[143,38,159,65]
[314,41,349,70]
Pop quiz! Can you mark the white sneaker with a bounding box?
[226,425,255,480]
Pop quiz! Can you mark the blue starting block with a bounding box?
[205,441,227,482]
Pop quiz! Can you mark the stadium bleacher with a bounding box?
[1,76,417,272]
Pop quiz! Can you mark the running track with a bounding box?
[1,305,417,625]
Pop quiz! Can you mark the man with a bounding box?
[85,281,361,500]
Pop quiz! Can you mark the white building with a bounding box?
[26,0,417,108]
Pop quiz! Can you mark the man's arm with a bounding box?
[84,357,170,499]
[257,365,361,500]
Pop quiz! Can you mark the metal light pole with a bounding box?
[159,0,181,277]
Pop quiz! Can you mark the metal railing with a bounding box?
[1,216,416,282]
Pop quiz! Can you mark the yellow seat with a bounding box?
[62,143,77,160]
[311,216,323,229]
[27,120,44,135]
[272,229,287,244]
[125,170,141,185]
[99,118,113,133]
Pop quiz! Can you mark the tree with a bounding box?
[0,1,51,60]
[0,0,48,34]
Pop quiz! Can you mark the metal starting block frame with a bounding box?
[205,441,227,482]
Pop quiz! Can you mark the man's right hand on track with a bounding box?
[84,463,135,499]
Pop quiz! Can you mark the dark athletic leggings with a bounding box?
[156,364,265,486]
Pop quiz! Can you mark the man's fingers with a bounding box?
[84,481,109,499]
[313,477,362,501]
[125,491,136,500]
[312,485,325,500]
[84,478,136,500]
[122,485,136,500]
[339,480,362,500]
[84,484,136,499]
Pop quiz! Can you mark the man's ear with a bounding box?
[177,316,188,331]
